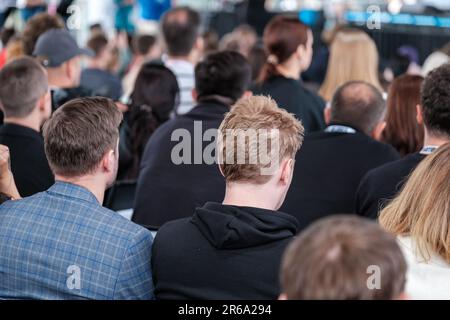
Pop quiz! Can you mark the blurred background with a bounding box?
[1,0,450,89]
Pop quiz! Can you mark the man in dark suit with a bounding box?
[132,51,251,228]
[281,81,400,228]
[0,57,54,197]
[356,64,450,219]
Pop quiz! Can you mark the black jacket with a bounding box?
[356,152,425,219]
[132,101,228,228]
[0,124,54,197]
[152,202,299,300]
[251,76,326,133]
[281,127,400,228]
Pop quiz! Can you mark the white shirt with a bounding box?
[398,236,450,300]
[163,57,195,115]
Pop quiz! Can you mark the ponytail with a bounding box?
[126,104,160,180]
[257,54,281,84]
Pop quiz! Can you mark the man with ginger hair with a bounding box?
[151,96,304,300]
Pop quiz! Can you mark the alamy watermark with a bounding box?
[367,265,381,290]
[66,265,81,290]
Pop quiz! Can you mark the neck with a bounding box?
[276,60,301,80]
[4,116,41,132]
[168,52,197,65]
[423,129,450,147]
[88,59,106,70]
[222,182,279,211]
[47,70,73,89]
[55,174,106,204]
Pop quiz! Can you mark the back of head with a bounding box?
[379,143,450,263]
[219,24,257,58]
[22,13,65,56]
[195,50,251,104]
[42,97,122,178]
[127,63,179,178]
[382,74,424,156]
[319,29,381,101]
[259,15,309,83]
[281,215,407,300]
[420,63,450,138]
[131,62,179,122]
[133,34,156,56]
[330,81,385,135]
[87,33,109,58]
[218,95,304,184]
[0,57,48,118]
[161,6,200,57]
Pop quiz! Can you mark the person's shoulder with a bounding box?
[364,153,422,182]
[145,116,181,142]
[0,191,46,214]
[298,84,325,105]
[154,218,194,243]
[95,205,151,237]
[353,134,399,155]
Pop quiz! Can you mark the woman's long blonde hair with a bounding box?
[319,29,382,101]
[379,143,450,263]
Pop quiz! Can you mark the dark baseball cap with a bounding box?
[33,29,94,67]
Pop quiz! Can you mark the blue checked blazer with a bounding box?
[0,182,154,300]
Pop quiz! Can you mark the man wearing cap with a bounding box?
[33,28,94,110]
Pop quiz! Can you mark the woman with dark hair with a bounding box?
[382,74,424,157]
[118,62,179,180]
[252,15,325,133]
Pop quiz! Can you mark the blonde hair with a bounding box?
[379,143,450,263]
[218,95,304,184]
[319,29,382,101]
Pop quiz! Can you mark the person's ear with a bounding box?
[38,91,52,118]
[195,36,205,54]
[102,149,115,173]
[416,104,424,125]
[371,121,386,141]
[324,104,332,124]
[280,158,294,186]
[218,163,225,178]
[296,43,306,61]
[395,292,409,300]
[64,60,72,80]
[191,88,198,102]
[278,293,288,300]
[37,93,47,112]
[241,90,253,99]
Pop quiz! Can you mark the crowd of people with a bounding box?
[0,5,449,300]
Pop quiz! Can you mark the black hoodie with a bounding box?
[152,202,299,300]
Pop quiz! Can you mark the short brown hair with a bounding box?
[218,96,304,184]
[0,57,48,118]
[161,7,200,56]
[281,215,407,300]
[87,33,109,57]
[22,13,64,56]
[43,97,123,177]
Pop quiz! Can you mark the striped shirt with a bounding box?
[164,57,195,115]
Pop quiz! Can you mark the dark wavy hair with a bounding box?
[125,62,179,179]
[421,63,450,138]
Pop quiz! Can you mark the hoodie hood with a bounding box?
[191,202,299,250]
